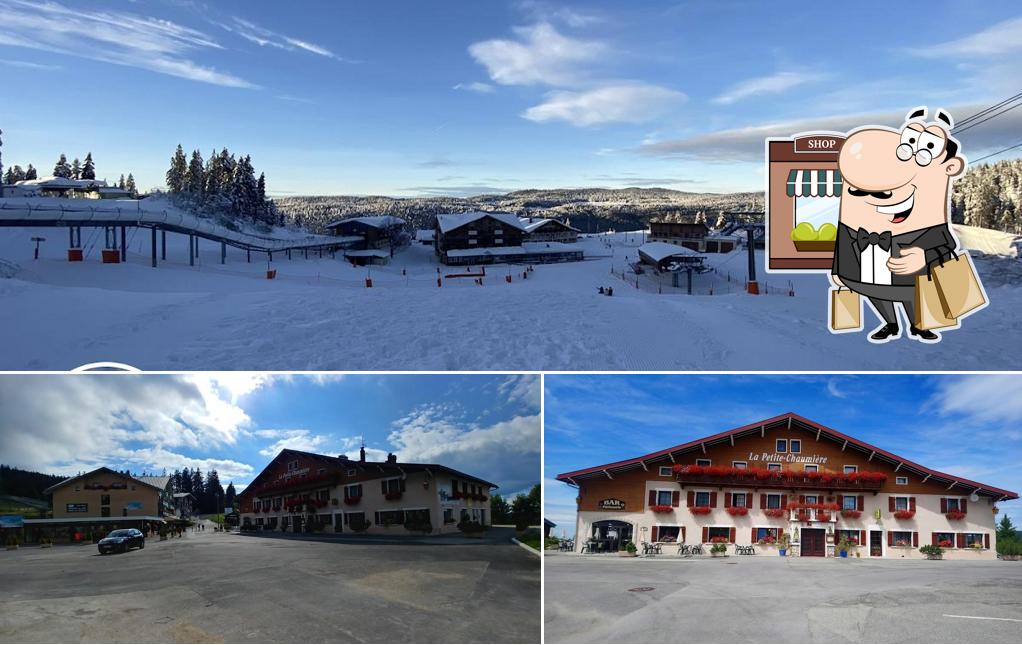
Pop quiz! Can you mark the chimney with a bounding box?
[386,453,397,464]
[359,447,366,463]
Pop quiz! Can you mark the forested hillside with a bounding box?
[951,159,1022,234]
[0,465,62,499]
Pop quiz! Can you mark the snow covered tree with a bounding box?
[2,168,12,184]
[25,164,36,180]
[257,172,267,221]
[185,149,204,196]
[166,144,187,193]
[118,174,125,190]
[125,173,137,197]
[81,152,95,180]
[53,154,72,178]
[71,157,81,180]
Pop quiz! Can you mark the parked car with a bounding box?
[97,528,145,554]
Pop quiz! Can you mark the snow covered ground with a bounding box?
[1,210,1019,370]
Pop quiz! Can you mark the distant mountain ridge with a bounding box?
[276,187,766,234]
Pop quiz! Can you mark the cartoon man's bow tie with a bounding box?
[856,228,892,252]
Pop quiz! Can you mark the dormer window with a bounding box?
[776,439,787,453]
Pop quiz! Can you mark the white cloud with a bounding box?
[0,59,61,70]
[453,81,495,93]
[218,16,350,62]
[523,83,686,126]
[257,429,334,457]
[712,71,824,105]
[468,22,605,87]
[0,0,256,88]
[909,16,1022,58]
[498,374,541,411]
[826,380,847,399]
[931,375,1022,427]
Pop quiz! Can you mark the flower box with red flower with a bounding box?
[797,512,811,522]
[650,504,673,513]
[725,506,748,516]
[839,509,862,519]
[709,536,729,543]
[945,510,966,521]
[895,539,910,547]
[314,499,328,509]
[817,511,832,522]
[384,492,402,501]
[893,510,915,520]
[938,539,953,547]
[757,535,777,545]
[764,508,786,518]
[688,506,712,515]
[344,496,361,506]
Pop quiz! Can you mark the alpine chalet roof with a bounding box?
[518,217,580,233]
[43,467,168,494]
[555,412,1018,501]
[436,211,526,234]
[638,242,701,262]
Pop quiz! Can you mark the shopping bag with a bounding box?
[931,251,987,319]
[914,271,957,330]
[829,287,861,332]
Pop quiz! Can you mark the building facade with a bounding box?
[237,448,497,535]
[520,217,580,243]
[557,413,1016,559]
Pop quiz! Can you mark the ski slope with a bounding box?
[1,213,1020,370]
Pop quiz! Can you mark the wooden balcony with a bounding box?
[674,472,884,492]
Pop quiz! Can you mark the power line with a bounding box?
[970,140,1022,164]
[954,91,1022,129]
[954,101,1022,135]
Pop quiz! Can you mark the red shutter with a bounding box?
[860,530,866,546]
[781,495,788,508]
[887,532,894,546]
[648,490,656,506]
[932,532,938,546]
[702,526,708,543]
[888,497,895,512]
[709,492,717,508]
[651,526,659,542]
[671,491,680,507]
[745,493,752,509]
[751,528,757,543]
[760,494,766,509]
[725,492,732,507]
[729,527,736,543]
[912,532,919,547]
[940,498,947,513]
[957,533,965,548]
[799,495,805,504]
[681,527,686,543]
[778,528,784,538]
[687,491,694,507]
[857,495,864,512]
[961,499,967,514]
[909,497,916,512]
[985,534,990,549]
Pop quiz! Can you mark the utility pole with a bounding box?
[742,224,760,295]
[0,128,5,199]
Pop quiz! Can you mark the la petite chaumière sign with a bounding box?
[746,452,828,464]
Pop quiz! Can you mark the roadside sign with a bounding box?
[224,507,233,514]
[0,515,24,528]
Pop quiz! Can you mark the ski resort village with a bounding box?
[2,156,1022,370]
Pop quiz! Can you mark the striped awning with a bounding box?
[786,169,842,197]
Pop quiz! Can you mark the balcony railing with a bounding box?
[674,470,884,491]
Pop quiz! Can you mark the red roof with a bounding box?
[555,412,1018,500]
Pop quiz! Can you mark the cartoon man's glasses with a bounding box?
[896,142,933,166]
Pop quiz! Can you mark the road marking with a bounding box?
[943,614,1022,623]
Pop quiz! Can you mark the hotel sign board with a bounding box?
[598,498,626,510]
[66,503,88,513]
[746,452,828,465]
[0,515,24,528]
[280,467,310,481]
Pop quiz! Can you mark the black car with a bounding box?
[97,528,145,554]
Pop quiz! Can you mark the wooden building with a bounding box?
[325,215,407,250]
[520,217,580,243]
[434,212,583,265]
[557,413,1016,559]
[237,448,498,535]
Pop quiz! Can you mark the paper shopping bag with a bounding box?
[931,252,987,319]
[915,273,957,330]
[829,288,861,332]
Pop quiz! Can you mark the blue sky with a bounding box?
[544,374,1022,539]
[1,0,1020,196]
[0,373,541,497]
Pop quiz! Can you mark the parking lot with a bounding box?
[0,528,540,643]
[544,553,1022,643]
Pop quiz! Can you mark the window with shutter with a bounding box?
[671,491,680,507]
[648,490,656,506]
[709,492,717,508]
[940,498,948,513]
[909,497,915,512]
[961,499,968,514]
[651,526,659,542]
[701,526,708,543]
[687,491,695,507]
[729,527,736,543]
[725,492,733,507]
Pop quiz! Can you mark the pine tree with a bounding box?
[25,164,36,180]
[2,168,13,184]
[203,148,219,197]
[166,144,187,193]
[53,154,72,178]
[11,165,25,182]
[118,174,125,190]
[186,149,205,195]
[225,482,236,511]
[71,157,81,180]
[125,174,137,197]
[81,152,95,180]
[257,172,267,221]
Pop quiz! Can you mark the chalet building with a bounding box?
[12,176,110,199]
[519,217,580,243]
[325,215,408,264]
[637,242,705,273]
[236,448,497,535]
[557,413,1016,559]
[649,220,737,253]
[434,212,583,265]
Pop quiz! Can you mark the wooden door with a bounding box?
[802,528,825,557]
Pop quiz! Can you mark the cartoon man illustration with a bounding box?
[831,107,967,343]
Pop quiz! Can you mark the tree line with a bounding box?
[2,151,137,196]
[0,465,63,500]
[488,484,541,529]
[165,145,280,226]
[168,467,236,516]
[951,158,1022,234]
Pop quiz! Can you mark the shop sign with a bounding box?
[598,498,626,510]
[746,452,828,465]
[66,503,88,513]
[125,502,143,510]
[793,135,843,153]
[279,467,310,481]
[0,515,24,528]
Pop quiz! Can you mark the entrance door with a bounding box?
[591,520,633,552]
[801,528,825,557]
[870,530,883,557]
